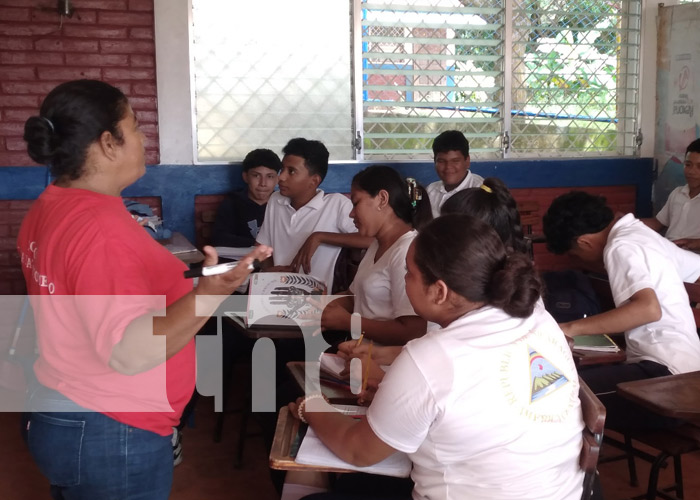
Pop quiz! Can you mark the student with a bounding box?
[18,79,272,499]
[643,138,700,251]
[319,166,430,345]
[339,177,528,377]
[426,130,483,218]
[543,191,700,430]
[292,215,584,500]
[211,148,281,247]
[256,138,371,291]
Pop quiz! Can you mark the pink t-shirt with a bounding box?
[17,185,195,436]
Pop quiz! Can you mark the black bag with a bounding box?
[541,270,601,323]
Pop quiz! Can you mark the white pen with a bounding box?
[183,259,261,279]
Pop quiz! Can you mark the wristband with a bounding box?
[297,393,328,424]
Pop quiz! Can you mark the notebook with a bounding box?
[573,334,620,352]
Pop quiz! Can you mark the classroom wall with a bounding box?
[0,0,655,294]
[0,0,159,166]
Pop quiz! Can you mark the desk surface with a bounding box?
[617,370,700,422]
[287,361,358,405]
[269,407,354,473]
[573,348,626,367]
[159,232,204,264]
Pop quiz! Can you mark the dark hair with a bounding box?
[23,79,129,180]
[352,165,432,230]
[542,191,614,254]
[686,139,700,156]
[414,215,542,318]
[432,130,469,158]
[242,148,282,173]
[282,138,329,181]
[440,177,527,254]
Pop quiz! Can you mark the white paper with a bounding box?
[295,427,411,477]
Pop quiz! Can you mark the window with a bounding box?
[190,0,641,162]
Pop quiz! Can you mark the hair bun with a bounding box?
[23,115,55,165]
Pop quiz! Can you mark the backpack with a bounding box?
[541,270,601,323]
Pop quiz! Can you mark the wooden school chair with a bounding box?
[579,378,607,500]
[602,282,700,500]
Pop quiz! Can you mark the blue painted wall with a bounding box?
[0,157,654,242]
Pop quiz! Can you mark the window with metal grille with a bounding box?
[190,0,641,162]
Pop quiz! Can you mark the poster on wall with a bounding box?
[654,4,700,213]
[655,4,700,213]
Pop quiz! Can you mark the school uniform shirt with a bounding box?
[605,214,700,374]
[211,190,267,248]
[426,170,484,218]
[349,230,417,320]
[367,302,584,500]
[256,190,356,291]
[17,185,195,436]
[656,184,700,242]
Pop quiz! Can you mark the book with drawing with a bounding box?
[228,272,326,328]
[295,408,412,477]
[573,334,620,352]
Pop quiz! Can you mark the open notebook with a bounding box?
[295,407,412,478]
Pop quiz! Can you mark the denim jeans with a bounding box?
[26,383,173,500]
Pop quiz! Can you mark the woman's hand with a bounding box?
[337,341,402,367]
[195,245,272,296]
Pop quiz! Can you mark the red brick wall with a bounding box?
[0,200,32,294]
[0,0,159,167]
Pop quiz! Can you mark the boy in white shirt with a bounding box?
[426,130,484,218]
[256,138,371,292]
[543,191,700,431]
[644,139,700,251]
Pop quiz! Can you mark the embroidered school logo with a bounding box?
[529,348,568,402]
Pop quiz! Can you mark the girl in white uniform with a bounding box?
[291,215,584,500]
[320,165,431,345]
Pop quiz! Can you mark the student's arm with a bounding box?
[672,238,700,252]
[641,217,666,233]
[289,398,397,466]
[291,232,373,274]
[322,302,426,345]
[559,287,661,337]
[110,245,273,375]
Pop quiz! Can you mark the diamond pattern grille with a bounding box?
[362,0,504,159]
[191,1,353,162]
[510,0,641,156]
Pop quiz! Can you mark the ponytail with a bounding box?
[414,215,541,318]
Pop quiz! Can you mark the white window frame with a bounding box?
[154,0,657,165]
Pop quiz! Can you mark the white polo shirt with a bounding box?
[367,302,584,500]
[349,230,417,321]
[605,214,700,374]
[426,170,484,218]
[256,190,356,291]
[656,184,700,241]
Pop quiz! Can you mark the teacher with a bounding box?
[18,79,271,499]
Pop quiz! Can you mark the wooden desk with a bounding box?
[617,371,700,423]
[574,348,626,367]
[270,407,354,473]
[159,231,204,264]
[287,361,358,405]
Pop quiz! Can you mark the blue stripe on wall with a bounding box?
[0,157,654,242]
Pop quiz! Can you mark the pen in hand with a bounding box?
[183,259,261,279]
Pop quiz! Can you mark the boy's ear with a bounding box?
[310,173,322,189]
[241,171,249,184]
[576,233,596,250]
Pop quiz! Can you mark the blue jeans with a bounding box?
[26,384,173,500]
